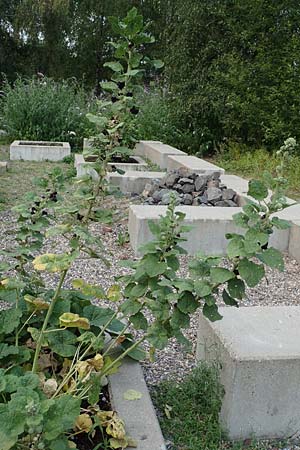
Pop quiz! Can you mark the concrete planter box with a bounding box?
[75,153,148,179]
[10,140,70,161]
[109,358,166,450]
[135,140,186,169]
[196,306,300,440]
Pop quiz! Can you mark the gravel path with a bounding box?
[1,195,300,450]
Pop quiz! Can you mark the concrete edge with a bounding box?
[109,357,166,450]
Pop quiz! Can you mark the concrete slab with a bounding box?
[135,141,186,169]
[167,154,225,175]
[108,171,165,194]
[196,306,300,440]
[128,204,288,256]
[109,358,166,450]
[10,140,70,161]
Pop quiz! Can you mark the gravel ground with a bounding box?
[1,194,300,450]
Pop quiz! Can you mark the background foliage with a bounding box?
[1,1,300,152]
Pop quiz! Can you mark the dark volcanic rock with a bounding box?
[142,169,239,207]
[206,187,222,204]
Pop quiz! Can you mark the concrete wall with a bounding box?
[108,171,165,194]
[10,140,70,161]
[128,204,289,256]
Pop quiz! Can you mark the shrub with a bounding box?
[133,89,201,155]
[0,77,92,148]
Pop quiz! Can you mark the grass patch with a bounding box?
[152,364,224,450]
[212,144,300,200]
[0,145,73,208]
[152,364,290,450]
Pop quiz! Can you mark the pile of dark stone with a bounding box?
[142,168,239,207]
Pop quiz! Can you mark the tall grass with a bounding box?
[0,77,93,148]
[214,142,300,199]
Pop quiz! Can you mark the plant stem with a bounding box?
[32,269,67,373]
[101,335,146,377]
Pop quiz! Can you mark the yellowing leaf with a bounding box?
[59,313,90,330]
[72,278,105,299]
[107,284,122,302]
[33,253,74,272]
[97,411,126,440]
[76,354,104,381]
[24,294,49,310]
[75,414,93,433]
[123,389,142,401]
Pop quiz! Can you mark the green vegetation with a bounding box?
[165,1,300,151]
[0,77,92,148]
[153,364,289,450]
[153,364,224,450]
[214,141,300,199]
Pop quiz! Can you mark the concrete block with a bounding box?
[167,154,225,175]
[108,171,165,194]
[135,141,186,169]
[109,358,166,450]
[196,306,300,440]
[10,140,70,161]
[128,204,289,256]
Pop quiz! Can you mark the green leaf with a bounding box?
[142,254,167,277]
[129,282,148,298]
[152,59,164,69]
[100,81,118,92]
[129,312,148,330]
[194,280,212,297]
[248,179,268,201]
[44,395,81,441]
[120,298,142,315]
[238,259,265,287]
[47,330,77,357]
[222,290,239,307]
[147,323,169,349]
[227,236,245,258]
[170,307,190,329]
[0,344,19,360]
[121,340,147,361]
[177,292,199,313]
[271,217,291,230]
[104,61,124,72]
[210,268,235,284]
[203,304,222,322]
[257,247,284,271]
[227,278,245,299]
[0,308,22,334]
